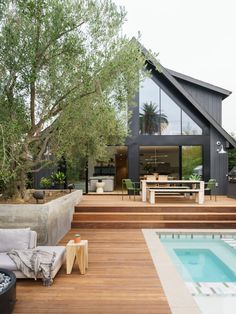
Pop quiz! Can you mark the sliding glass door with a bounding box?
[182,146,203,179]
[139,146,180,179]
[139,145,203,180]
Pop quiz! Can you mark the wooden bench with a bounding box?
[148,188,204,205]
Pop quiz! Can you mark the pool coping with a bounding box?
[142,228,236,314]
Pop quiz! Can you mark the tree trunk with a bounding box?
[15,169,27,201]
[4,168,27,201]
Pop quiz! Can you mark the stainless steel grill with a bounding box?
[228,166,236,183]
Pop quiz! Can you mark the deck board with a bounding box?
[14,229,171,314]
[77,194,236,207]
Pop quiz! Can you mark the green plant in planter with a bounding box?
[51,171,66,186]
[189,173,201,180]
[40,177,51,189]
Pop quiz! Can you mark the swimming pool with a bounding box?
[175,248,236,282]
[143,230,236,314]
[160,235,236,283]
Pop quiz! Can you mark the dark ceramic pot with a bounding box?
[0,268,16,314]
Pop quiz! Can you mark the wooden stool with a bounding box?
[66,240,88,275]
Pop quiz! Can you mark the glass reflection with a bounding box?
[139,77,161,135]
[182,146,203,179]
[182,111,202,135]
[139,76,202,135]
[161,90,181,135]
[139,146,179,179]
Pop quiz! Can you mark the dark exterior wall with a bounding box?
[126,67,211,183]
[126,64,230,195]
[126,50,234,195]
[127,144,139,182]
[210,127,228,194]
[175,79,223,125]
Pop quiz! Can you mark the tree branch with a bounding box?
[37,21,85,62]
[0,124,6,171]
[29,161,53,173]
[35,132,52,163]
[30,3,43,128]
[4,71,17,102]
[28,84,97,140]
[30,82,36,127]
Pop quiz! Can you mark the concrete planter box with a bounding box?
[0,190,82,245]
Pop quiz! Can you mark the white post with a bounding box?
[198,181,205,204]
[142,180,147,202]
[149,190,155,205]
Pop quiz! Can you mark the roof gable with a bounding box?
[136,40,236,148]
[166,69,231,100]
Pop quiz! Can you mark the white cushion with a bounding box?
[0,253,17,271]
[0,228,30,252]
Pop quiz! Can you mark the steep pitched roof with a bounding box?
[137,41,236,148]
[166,68,231,100]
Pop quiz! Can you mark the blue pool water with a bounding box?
[160,235,236,282]
[175,248,236,282]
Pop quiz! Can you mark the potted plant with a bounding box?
[74,233,81,243]
[51,171,66,189]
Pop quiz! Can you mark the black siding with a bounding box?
[175,79,223,125]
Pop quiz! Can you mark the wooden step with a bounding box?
[73,212,236,222]
[71,220,236,229]
[75,205,236,213]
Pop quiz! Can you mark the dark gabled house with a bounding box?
[124,46,236,195]
[87,47,236,194]
[36,43,236,195]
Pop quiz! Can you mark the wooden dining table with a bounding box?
[140,180,205,204]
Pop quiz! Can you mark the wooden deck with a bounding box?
[14,229,171,314]
[79,194,236,207]
[72,195,236,228]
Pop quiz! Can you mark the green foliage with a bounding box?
[228,132,236,171]
[182,146,202,179]
[51,171,66,184]
[40,177,51,189]
[228,148,236,171]
[0,0,145,197]
[188,173,201,181]
[139,102,168,135]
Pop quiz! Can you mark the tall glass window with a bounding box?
[139,77,161,135]
[161,90,181,135]
[139,146,179,179]
[182,146,203,179]
[139,76,202,135]
[182,111,202,135]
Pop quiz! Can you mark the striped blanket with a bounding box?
[8,249,56,286]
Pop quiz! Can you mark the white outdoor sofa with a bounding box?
[0,228,65,279]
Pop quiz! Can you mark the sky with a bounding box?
[113,0,236,134]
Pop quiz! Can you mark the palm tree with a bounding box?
[139,102,168,134]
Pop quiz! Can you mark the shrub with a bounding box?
[40,177,52,189]
[51,171,66,184]
[189,173,201,180]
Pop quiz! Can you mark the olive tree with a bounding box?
[0,0,145,198]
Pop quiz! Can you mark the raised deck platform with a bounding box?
[73,195,236,228]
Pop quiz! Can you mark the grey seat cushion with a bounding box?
[0,246,66,277]
[0,228,31,252]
